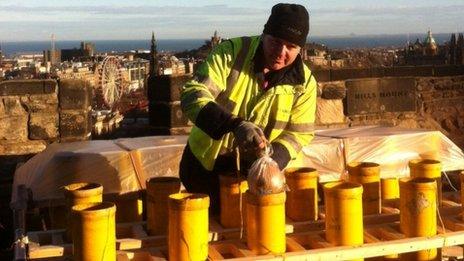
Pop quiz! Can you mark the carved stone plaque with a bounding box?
[345,78,415,115]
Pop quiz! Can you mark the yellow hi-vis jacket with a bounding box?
[181,35,317,171]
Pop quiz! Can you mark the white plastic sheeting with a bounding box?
[11,126,464,205]
[115,135,187,180]
[311,126,464,182]
[288,136,345,182]
[11,136,187,205]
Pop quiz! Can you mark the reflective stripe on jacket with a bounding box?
[181,35,317,171]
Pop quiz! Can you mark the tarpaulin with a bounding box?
[11,126,464,205]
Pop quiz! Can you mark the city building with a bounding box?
[301,42,332,68]
[401,30,447,65]
[60,49,81,62]
[43,49,61,66]
[81,42,96,57]
[448,33,464,65]
[60,41,96,62]
[56,62,96,86]
[124,59,149,91]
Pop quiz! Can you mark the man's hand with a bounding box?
[233,121,266,154]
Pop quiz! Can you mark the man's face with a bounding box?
[262,34,301,71]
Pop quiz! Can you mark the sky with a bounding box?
[1,0,463,41]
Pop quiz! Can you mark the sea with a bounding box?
[0,33,454,57]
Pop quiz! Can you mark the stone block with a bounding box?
[420,92,434,101]
[29,113,58,140]
[345,78,380,115]
[59,79,92,110]
[457,117,464,129]
[320,81,346,99]
[0,116,28,141]
[316,98,345,124]
[396,118,419,129]
[59,110,92,141]
[22,94,58,113]
[60,136,91,143]
[379,77,416,113]
[0,80,57,96]
[345,77,416,116]
[0,140,47,156]
[442,118,459,133]
[0,97,27,115]
[147,75,191,102]
[434,65,462,77]
[416,81,434,92]
[384,66,433,77]
[331,68,372,81]
[370,67,385,78]
[312,70,330,82]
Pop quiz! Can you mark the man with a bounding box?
[180,3,317,213]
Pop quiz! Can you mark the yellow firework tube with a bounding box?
[347,162,381,215]
[246,191,286,255]
[63,182,103,240]
[114,197,143,222]
[285,167,318,221]
[399,177,440,261]
[409,159,442,206]
[380,178,401,260]
[219,173,248,228]
[146,177,181,235]
[376,177,401,261]
[168,193,209,261]
[324,181,364,261]
[381,177,399,200]
[72,202,116,261]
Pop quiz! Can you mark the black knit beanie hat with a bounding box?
[263,3,309,47]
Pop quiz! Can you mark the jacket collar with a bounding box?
[252,39,305,89]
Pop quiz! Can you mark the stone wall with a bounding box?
[0,79,92,156]
[2,74,461,154]
[417,76,464,148]
[58,79,93,142]
[316,75,464,149]
[313,65,464,82]
[146,73,464,149]
[147,75,192,135]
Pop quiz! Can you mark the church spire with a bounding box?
[150,31,159,76]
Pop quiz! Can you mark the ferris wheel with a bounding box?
[96,56,124,109]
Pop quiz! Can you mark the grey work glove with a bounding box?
[233,121,266,154]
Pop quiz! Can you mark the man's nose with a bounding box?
[275,44,287,56]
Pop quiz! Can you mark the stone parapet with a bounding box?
[59,110,92,142]
[0,79,56,96]
[59,79,92,110]
[0,115,28,141]
[315,75,464,148]
[312,65,464,82]
[318,81,346,99]
[147,74,191,103]
[316,98,346,125]
[0,140,47,155]
[0,79,91,155]
[29,113,59,140]
[1,75,463,155]
[147,75,192,133]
